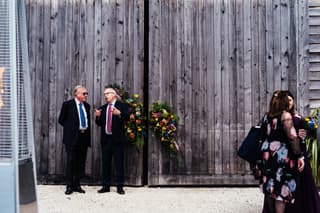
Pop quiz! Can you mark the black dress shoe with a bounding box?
[65,187,73,195]
[117,186,125,195]
[97,186,110,193]
[73,186,85,193]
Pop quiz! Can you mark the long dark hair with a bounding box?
[267,90,290,117]
[282,90,295,114]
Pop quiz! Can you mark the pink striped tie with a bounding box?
[106,104,112,133]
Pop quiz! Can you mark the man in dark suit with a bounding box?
[95,87,129,195]
[58,85,91,195]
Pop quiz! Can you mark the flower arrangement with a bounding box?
[149,101,179,152]
[125,94,146,148]
[302,110,320,184]
[106,84,146,149]
[300,116,318,140]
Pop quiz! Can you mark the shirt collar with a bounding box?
[109,100,116,106]
[74,98,82,105]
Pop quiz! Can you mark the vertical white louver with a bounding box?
[0,0,14,160]
[0,0,37,212]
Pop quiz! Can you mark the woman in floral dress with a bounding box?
[259,90,305,213]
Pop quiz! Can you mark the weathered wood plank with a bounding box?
[155,174,258,186]
[198,0,208,175]
[310,54,320,62]
[309,34,320,43]
[93,0,102,180]
[205,0,214,175]
[243,0,253,173]
[309,25,320,34]
[309,2,320,7]
[273,0,281,89]
[182,0,193,177]
[309,44,320,52]
[160,0,171,175]
[310,81,320,90]
[258,0,267,116]
[27,0,44,175]
[309,17,320,25]
[280,0,289,89]
[148,0,161,185]
[47,0,57,176]
[55,0,67,176]
[229,0,237,175]
[309,7,320,16]
[235,0,245,174]
[309,63,320,72]
[213,0,222,175]
[310,100,320,109]
[251,0,260,121]
[309,90,320,99]
[221,0,230,174]
[115,0,125,83]
[175,0,186,174]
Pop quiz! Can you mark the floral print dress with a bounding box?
[259,115,300,204]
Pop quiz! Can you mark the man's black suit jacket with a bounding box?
[58,99,91,147]
[95,100,129,143]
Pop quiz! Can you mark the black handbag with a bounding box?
[237,116,266,164]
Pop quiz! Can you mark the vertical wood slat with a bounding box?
[273,0,282,89]
[258,0,267,116]
[148,0,160,185]
[228,0,237,175]
[190,0,200,175]
[205,0,215,175]
[183,0,193,175]
[243,0,252,173]
[27,0,42,174]
[235,0,245,175]
[213,0,222,175]
[198,0,208,176]
[48,0,58,175]
[221,0,230,174]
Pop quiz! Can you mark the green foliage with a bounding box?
[124,94,146,149]
[305,108,320,184]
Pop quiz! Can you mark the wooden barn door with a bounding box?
[147,0,308,185]
[26,0,145,185]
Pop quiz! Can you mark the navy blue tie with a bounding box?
[79,103,86,128]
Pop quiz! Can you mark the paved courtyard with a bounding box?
[37,185,264,213]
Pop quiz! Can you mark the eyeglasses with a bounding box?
[104,92,115,95]
[82,92,88,96]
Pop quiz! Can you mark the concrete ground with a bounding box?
[37,185,264,213]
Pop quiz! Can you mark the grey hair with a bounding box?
[73,85,86,96]
[104,87,121,100]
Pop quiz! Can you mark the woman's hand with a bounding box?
[298,129,307,140]
[298,157,305,172]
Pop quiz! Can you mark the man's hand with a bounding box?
[112,107,121,116]
[94,109,102,117]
